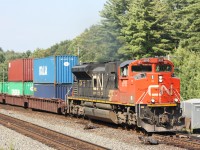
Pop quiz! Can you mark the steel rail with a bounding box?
[0,113,107,150]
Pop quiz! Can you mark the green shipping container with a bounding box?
[0,82,9,94]
[8,82,23,95]
[0,82,2,93]
[8,82,33,96]
[24,82,33,95]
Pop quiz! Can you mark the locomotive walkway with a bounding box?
[0,113,107,150]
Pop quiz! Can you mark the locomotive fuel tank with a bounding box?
[84,107,118,124]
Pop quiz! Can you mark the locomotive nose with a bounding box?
[147,74,176,104]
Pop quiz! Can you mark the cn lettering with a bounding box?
[148,85,173,96]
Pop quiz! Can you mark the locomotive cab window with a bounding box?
[132,65,152,72]
[156,64,172,72]
[120,66,128,77]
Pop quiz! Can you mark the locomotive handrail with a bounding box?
[65,86,73,114]
[136,91,148,123]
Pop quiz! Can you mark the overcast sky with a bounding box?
[0,0,107,52]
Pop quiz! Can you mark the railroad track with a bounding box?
[1,104,200,150]
[152,133,200,150]
[0,113,107,150]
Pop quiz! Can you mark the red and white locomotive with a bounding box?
[67,57,184,132]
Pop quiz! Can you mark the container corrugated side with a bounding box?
[0,82,2,93]
[55,84,72,100]
[34,55,78,84]
[181,99,200,132]
[0,82,8,93]
[33,56,55,83]
[2,82,8,93]
[0,82,8,94]
[56,56,78,83]
[8,82,23,96]
[24,82,33,95]
[23,59,33,81]
[8,59,33,82]
[33,83,72,100]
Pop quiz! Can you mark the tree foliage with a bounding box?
[31,40,72,58]
[173,48,200,99]
[119,0,176,59]
[174,0,200,52]
[99,0,200,99]
[0,48,31,82]
[100,0,131,60]
[68,25,120,62]
[167,0,200,99]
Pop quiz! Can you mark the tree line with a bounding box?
[0,0,199,99]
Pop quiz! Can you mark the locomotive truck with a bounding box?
[67,57,185,132]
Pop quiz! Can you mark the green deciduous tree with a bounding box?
[173,48,200,99]
[69,25,119,62]
[0,53,5,63]
[171,0,200,99]
[0,49,29,81]
[31,48,46,58]
[0,47,3,52]
[31,40,72,58]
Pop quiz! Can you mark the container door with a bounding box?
[192,105,200,130]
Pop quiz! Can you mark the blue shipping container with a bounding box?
[33,83,72,100]
[34,55,78,83]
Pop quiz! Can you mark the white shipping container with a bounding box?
[181,99,200,133]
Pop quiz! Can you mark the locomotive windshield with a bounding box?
[156,64,172,72]
[132,65,152,72]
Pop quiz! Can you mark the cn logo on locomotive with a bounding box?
[147,85,173,96]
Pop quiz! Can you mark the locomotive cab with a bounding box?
[118,57,180,105]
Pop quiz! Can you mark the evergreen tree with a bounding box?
[174,0,200,52]
[118,0,175,59]
[100,0,131,60]
[171,0,200,99]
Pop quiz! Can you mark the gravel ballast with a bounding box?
[0,124,55,150]
[0,105,185,150]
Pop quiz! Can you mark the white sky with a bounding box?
[0,0,107,52]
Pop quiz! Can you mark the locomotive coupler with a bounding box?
[159,114,169,125]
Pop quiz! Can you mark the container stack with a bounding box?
[33,55,78,100]
[7,58,33,96]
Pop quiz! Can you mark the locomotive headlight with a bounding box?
[174,98,179,103]
[158,75,163,83]
[151,98,155,103]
